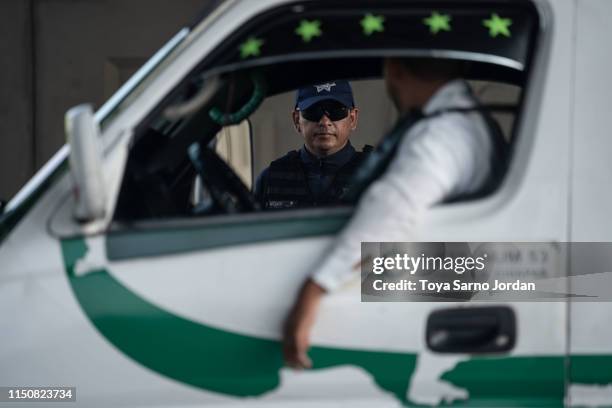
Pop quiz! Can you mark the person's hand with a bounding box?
[282,278,326,369]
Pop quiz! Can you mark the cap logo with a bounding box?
[314,82,336,93]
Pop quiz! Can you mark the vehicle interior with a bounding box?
[112,1,539,223]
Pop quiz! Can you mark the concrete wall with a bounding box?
[0,1,34,202]
[0,0,209,201]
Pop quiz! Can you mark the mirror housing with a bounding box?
[66,104,106,222]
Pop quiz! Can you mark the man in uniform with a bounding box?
[282,58,506,368]
[255,80,371,209]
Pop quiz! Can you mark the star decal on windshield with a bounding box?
[295,19,322,42]
[239,37,264,59]
[483,13,512,38]
[361,13,385,36]
[423,11,452,34]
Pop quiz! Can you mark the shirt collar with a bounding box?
[422,79,476,115]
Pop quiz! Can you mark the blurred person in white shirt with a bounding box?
[282,57,507,369]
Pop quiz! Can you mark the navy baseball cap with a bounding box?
[295,80,355,110]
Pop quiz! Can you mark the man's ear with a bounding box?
[292,110,301,132]
[349,107,359,130]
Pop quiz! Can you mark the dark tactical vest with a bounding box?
[262,147,372,209]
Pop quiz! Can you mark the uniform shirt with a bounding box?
[254,142,356,204]
[312,79,495,291]
[300,142,356,200]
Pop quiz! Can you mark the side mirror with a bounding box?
[65,104,106,222]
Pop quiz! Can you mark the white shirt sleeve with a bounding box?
[312,114,488,291]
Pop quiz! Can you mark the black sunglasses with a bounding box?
[299,101,350,122]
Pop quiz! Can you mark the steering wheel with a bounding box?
[208,71,267,126]
[188,143,258,214]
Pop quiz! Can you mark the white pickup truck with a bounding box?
[1,0,611,406]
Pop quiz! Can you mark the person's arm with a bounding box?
[282,116,489,366]
[282,278,326,369]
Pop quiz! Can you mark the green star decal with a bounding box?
[239,37,264,59]
[483,13,512,38]
[361,13,385,36]
[423,11,451,34]
[295,19,322,43]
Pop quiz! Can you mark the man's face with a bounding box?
[293,100,359,157]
